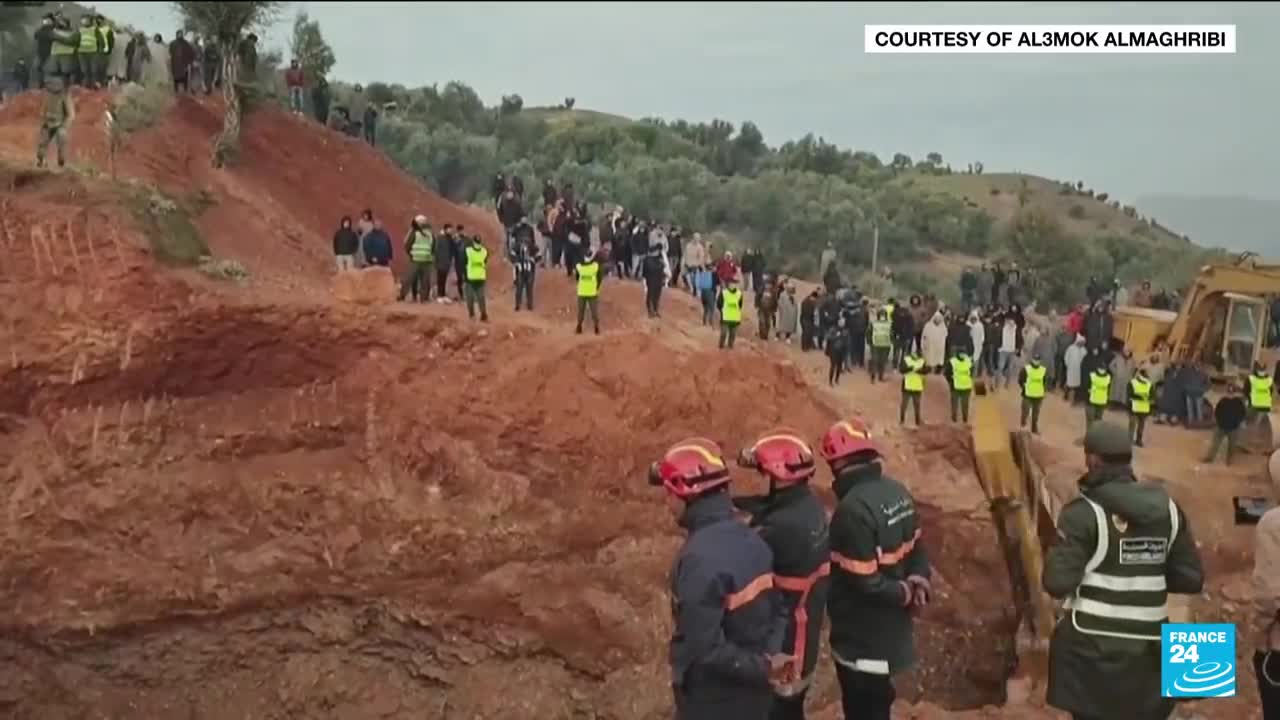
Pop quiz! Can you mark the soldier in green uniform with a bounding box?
[35,76,74,169]
[1043,422,1205,720]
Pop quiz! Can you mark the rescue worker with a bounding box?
[1019,353,1047,434]
[451,224,468,300]
[48,15,77,80]
[463,233,489,322]
[510,217,539,312]
[1128,367,1153,448]
[648,438,792,720]
[867,308,892,383]
[821,419,931,720]
[574,251,601,335]
[94,16,114,87]
[900,348,925,426]
[398,215,433,303]
[35,75,74,169]
[1044,422,1204,720]
[1087,365,1112,428]
[1248,362,1274,425]
[945,350,974,424]
[719,278,744,350]
[76,14,99,88]
[734,431,832,720]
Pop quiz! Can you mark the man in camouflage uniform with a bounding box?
[35,76,74,169]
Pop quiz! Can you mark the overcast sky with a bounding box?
[95,2,1274,206]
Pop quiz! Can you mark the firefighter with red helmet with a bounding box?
[820,419,931,720]
[734,430,832,720]
[649,437,793,720]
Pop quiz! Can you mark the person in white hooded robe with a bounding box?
[922,311,949,372]
[968,311,986,378]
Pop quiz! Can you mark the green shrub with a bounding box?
[198,256,250,282]
[110,83,174,134]
[1067,204,1087,220]
[125,189,209,265]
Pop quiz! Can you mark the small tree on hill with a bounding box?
[173,1,283,167]
[290,12,335,88]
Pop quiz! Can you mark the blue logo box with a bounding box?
[1161,623,1236,698]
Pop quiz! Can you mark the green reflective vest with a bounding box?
[870,320,892,348]
[78,27,98,53]
[1130,377,1152,415]
[465,244,487,281]
[903,356,924,392]
[1065,494,1179,641]
[1024,364,1046,399]
[576,261,599,298]
[409,230,433,263]
[721,288,743,323]
[1089,371,1111,407]
[1250,375,1274,410]
[950,356,973,392]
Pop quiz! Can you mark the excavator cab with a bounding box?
[1220,293,1268,376]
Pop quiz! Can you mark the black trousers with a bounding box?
[801,323,814,351]
[835,664,894,720]
[645,278,663,317]
[514,271,534,311]
[828,354,843,385]
[435,267,450,299]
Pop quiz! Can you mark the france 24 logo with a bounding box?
[1161,623,1236,697]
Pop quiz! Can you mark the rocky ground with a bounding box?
[0,89,1269,719]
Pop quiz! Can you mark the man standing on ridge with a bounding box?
[574,250,602,335]
[821,419,931,720]
[35,75,73,169]
[1019,353,1047,435]
[463,233,489,322]
[76,14,99,88]
[945,349,974,424]
[900,347,925,427]
[511,217,539,312]
[399,215,434,303]
[734,432,832,720]
[867,308,892,383]
[451,224,468,300]
[648,438,792,720]
[433,224,455,300]
[1044,422,1204,720]
[719,278,744,350]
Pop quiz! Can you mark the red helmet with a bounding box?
[738,429,816,486]
[819,419,880,467]
[648,437,731,500]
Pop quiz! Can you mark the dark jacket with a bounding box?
[542,183,557,207]
[34,24,55,60]
[511,233,539,277]
[361,228,392,266]
[733,484,831,692]
[892,308,915,343]
[1214,396,1247,432]
[433,231,453,267]
[799,295,817,329]
[168,37,194,73]
[827,461,929,674]
[1044,464,1203,720]
[847,308,869,343]
[332,225,358,256]
[818,297,840,332]
[496,195,523,228]
[670,491,780,716]
[946,319,973,357]
[825,327,848,360]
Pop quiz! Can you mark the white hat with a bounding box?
[414,214,427,225]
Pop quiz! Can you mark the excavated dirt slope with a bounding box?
[0,89,1051,719]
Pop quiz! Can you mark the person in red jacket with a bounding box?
[715,251,740,287]
[285,59,305,114]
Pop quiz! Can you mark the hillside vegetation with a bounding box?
[353,82,1223,307]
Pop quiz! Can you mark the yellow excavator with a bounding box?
[1111,252,1278,452]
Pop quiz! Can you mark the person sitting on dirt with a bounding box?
[1044,421,1204,720]
[733,432,832,719]
[361,218,392,268]
[1203,384,1247,465]
[510,218,539,312]
[1248,362,1275,426]
[821,418,931,720]
[332,216,359,272]
[648,438,791,720]
[34,75,74,169]
[463,234,489,322]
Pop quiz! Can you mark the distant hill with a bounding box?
[1136,194,1278,255]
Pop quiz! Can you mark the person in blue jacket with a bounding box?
[648,438,794,720]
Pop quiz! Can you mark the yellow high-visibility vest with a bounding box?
[721,288,743,323]
[409,230,433,263]
[465,244,487,281]
[1089,371,1111,407]
[903,356,925,392]
[1250,375,1274,410]
[950,356,973,392]
[1024,364,1046,399]
[78,27,98,53]
[1130,377,1152,415]
[870,320,892,348]
[576,261,599,298]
